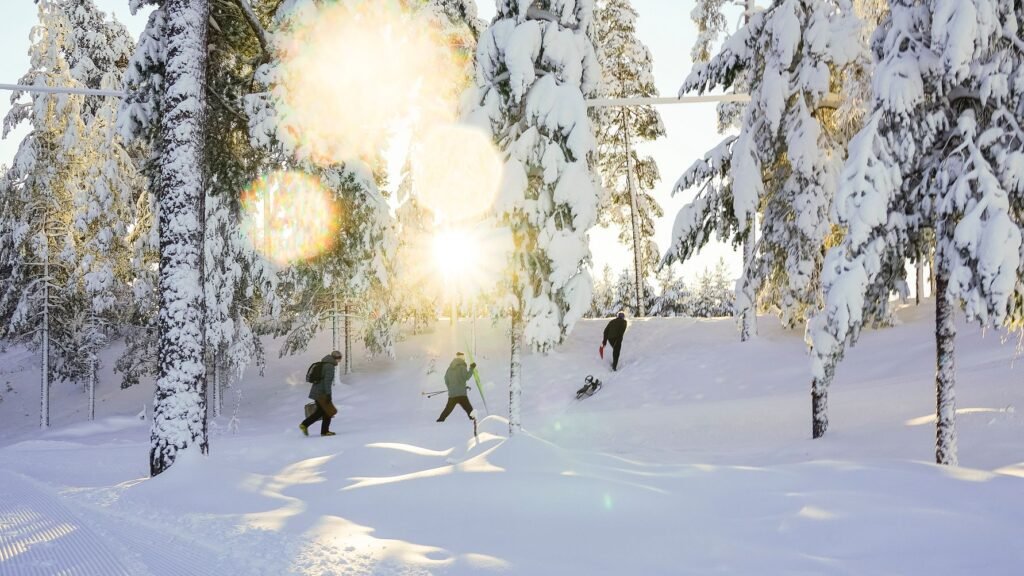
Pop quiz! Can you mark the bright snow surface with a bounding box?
[1,302,1022,575]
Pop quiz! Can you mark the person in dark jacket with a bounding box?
[602,312,628,371]
[437,352,477,422]
[300,350,341,436]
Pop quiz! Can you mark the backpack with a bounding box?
[305,361,326,384]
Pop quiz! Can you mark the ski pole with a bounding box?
[421,390,447,398]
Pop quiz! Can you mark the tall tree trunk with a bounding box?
[509,309,523,436]
[150,0,210,477]
[621,109,645,317]
[738,0,757,343]
[934,260,958,465]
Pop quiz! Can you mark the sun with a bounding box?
[433,228,480,290]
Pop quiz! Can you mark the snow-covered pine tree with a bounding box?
[691,0,730,65]
[73,65,140,421]
[201,0,281,417]
[807,0,1024,462]
[269,165,393,363]
[593,0,665,318]
[587,263,615,317]
[0,1,92,429]
[665,0,867,339]
[466,0,602,434]
[116,3,166,391]
[122,0,211,476]
[245,0,396,365]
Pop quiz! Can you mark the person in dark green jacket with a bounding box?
[300,350,341,436]
[436,352,476,422]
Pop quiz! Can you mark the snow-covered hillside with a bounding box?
[1,304,1022,575]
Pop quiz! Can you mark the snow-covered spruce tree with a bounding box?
[122,0,211,476]
[466,0,602,434]
[665,0,867,340]
[807,0,1024,462]
[691,258,735,318]
[0,1,91,429]
[607,267,654,317]
[593,0,665,318]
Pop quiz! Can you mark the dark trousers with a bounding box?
[302,404,333,435]
[437,395,474,422]
[609,339,622,370]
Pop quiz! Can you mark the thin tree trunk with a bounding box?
[811,360,833,439]
[88,353,97,421]
[332,291,339,351]
[150,0,211,477]
[740,224,757,341]
[916,252,924,304]
[41,231,49,430]
[935,261,958,465]
[212,350,222,419]
[621,109,645,317]
[344,302,352,375]
[509,309,523,435]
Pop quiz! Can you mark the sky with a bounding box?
[0,0,743,284]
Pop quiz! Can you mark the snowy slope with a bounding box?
[0,302,1022,575]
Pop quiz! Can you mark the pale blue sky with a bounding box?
[0,0,742,282]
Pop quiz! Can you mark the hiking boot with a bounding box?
[321,431,337,437]
[299,423,308,436]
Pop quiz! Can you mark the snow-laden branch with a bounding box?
[229,0,271,59]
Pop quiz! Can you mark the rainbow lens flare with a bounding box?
[241,171,339,265]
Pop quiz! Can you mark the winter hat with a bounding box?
[331,350,343,359]
[617,311,625,319]
[455,352,465,357]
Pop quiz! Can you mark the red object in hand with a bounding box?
[599,345,604,359]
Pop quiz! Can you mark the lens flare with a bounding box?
[411,124,504,223]
[275,0,464,165]
[241,171,339,265]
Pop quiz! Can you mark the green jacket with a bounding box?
[308,355,335,400]
[444,357,472,397]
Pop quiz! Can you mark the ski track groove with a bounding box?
[0,469,233,576]
[0,470,131,576]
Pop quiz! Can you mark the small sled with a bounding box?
[575,375,603,400]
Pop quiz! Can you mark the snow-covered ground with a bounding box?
[1,302,1022,575]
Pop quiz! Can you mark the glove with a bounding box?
[470,362,477,370]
